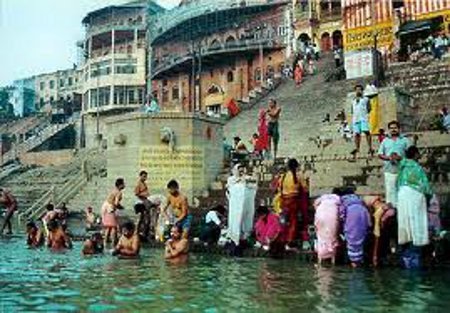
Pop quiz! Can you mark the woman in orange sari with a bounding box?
[279,158,309,250]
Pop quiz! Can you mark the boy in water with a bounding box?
[112,221,140,258]
[47,220,72,250]
[26,221,44,248]
[165,225,189,262]
[162,180,192,239]
[82,233,104,255]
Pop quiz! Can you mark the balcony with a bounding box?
[151,37,286,79]
[320,8,341,23]
[150,0,288,42]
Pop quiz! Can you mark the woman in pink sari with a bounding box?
[255,206,282,250]
[314,193,340,265]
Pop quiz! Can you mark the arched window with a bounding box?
[227,71,234,82]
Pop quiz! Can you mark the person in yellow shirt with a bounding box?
[162,180,192,239]
[279,158,309,251]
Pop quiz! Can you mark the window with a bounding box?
[40,82,45,90]
[114,86,126,105]
[90,89,98,108]
[392,0,404,9]
[50,80,55,89]
[98,87,110,107]
[138,88,144,104]
[39,98,44,108]
[59,79,65,88]
[227,71,234,83]
[91,60,111,78]
[115,58,137,74]
[83,92,89,111]
[68,77,73,86]
[128,89,136,104]
[172,86,179,100]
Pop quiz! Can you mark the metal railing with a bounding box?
[150,0,287,40]
[152,37,286,77]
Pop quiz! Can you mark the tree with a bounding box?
[0,89,16,120]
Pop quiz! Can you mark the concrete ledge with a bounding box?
[105,112,226,126]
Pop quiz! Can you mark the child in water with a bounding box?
[82,233,104,255]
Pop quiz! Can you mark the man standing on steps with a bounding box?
[378,121,411,208]
[0,188,18,235]
[350,84,373,159]
[267,98,281,160]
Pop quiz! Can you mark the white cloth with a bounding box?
[227,182,257,245]
[205,211,221,226]
[352,97,369,124]
[384,172,398,207]
[397,186,429,246]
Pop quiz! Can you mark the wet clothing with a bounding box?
[339,194,371,263]
[314,194,340,260]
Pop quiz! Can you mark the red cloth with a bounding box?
[226,99,240,117]
[255,213,282,245]
[257,109,269,151]
[281,192,309,243]
[294,65,303,86]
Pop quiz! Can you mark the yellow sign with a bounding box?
[344,21,394,52]
[139,146,204,190]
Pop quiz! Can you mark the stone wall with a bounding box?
[19,149,75,167]
[105,112,224,208]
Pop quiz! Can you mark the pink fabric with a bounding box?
[255,213,282,245]
[101,201,118,228]
[257,109,269,151]
[314,194,340,259]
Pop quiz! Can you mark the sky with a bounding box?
[0,0,180,86]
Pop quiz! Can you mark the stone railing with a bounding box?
[150,0,288,41]
[152,38,286,78]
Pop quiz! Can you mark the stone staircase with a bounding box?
[386,57,450,130]
[1,118,76,165]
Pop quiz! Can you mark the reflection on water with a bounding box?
[1,237,449,312]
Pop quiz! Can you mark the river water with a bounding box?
[0,237,449,312]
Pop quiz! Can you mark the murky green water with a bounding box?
[0,237,449,313]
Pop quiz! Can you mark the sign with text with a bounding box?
[344,50,373,80]
[139,146,204,191]
[344,21,394,52]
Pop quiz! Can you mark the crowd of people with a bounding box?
[407,32,449,62]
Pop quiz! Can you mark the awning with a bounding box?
[398,19,434,36]
[204,93,226,107]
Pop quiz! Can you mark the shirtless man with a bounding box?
[101,178,125,246]
[266,98,281,159]
[165,225,189,262]
[113,221,140,258]
[134,171,153,238]
[47,220,72,250]
[0,188,18,235]
[82,232,104,255]
[162,180,192,239]
[26,221,44,248]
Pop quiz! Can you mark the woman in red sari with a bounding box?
[279,158,309,250]
[294,63,303,87]
[257,109,269,155]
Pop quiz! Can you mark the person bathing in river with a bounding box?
[42,203,58,236]
[112,221,140,258]
[313,191,341,266]
[26,221,44,248]
[337,187,371,268]
[162,180,192,239]
[254,205,283,253]
[165,225,189,262]
[82,232,104,255]
[0,188,18,235]
[101,178,126,247]
[85,206,98,231]
[200,204,226,245]
[47,220,72,250]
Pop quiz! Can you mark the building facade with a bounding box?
[292,0,343,52]
[9,77,36,117]
[34,68,83,115]
[149,0,290,113]
[79,1,164,115]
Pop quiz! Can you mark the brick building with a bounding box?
[149,0,291,114]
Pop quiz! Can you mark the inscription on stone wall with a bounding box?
[139,146,204,190]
